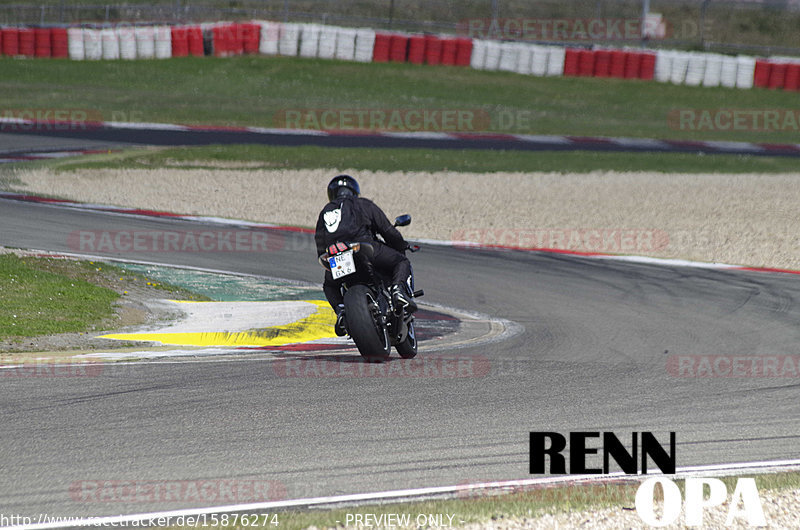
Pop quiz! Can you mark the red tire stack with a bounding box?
[454,38,472,66]
[753,60,771,88]
[18,27,35,57]
[784,64,800,91]
[424,35,441,65]
[2,28,19,56]
[767,63,786,89]
[389,34,408,62]
[213,25,236,57]
[241,23,259,54]
[563,48,580,76]
[639,53,656,80]
[34,28,51,57]
[407,35,425,65]
[577,49,594,76]
[50,27,68,58]
[232,24,244,55]
[593,50,611,77]
[624,52,642,79]
[609,50,626,78]
[171,26,189,57]
[187,26,204,56]
[440,38,457,65]
[372,33,391,62]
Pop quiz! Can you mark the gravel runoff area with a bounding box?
[11,167,800,271]
[450,487,800,529]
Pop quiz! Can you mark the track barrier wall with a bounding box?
[1,21,799,91]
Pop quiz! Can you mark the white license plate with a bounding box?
[329,250,356,279]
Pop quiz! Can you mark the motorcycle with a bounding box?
[318,214,423,362]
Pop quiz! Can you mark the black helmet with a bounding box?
[327,175,360,202]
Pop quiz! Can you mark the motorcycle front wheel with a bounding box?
[343,284,391,361]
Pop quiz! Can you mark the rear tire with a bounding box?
[343,284,391,361]
[395,320,418,359]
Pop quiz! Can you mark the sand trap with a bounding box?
[13,167,800,270]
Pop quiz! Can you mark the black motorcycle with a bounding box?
[318,214,423,361]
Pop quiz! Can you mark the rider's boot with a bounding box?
[391,284,417,313]
[334,304,347,336]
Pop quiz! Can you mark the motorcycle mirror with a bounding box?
[394,214,412,227]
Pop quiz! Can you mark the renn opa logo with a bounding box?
[529,432,765,526]
[529,431,676,475]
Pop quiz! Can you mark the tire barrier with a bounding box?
[101,28,119,60]
[353,29,375,63]
[154,26,171,59]
[484,40,501,71]
[134,26,154,59]
[516,43,532,75]
[258,21,279,55]
[389,34,408,62]
[84,28,102,60]
[372,32,390,62]
[498,42,518,72]
[334,27,356,62]
[34,27,50,57]
[51,28,69,58]
[1,27,19,56]
[118,26,136,60]
[278,23,300,56]
[66,27,83,60]
[299,23,320,58]
[2,20,797,92]
[18,27,35,56]
[423,35,441,65]
[441,37,457,66]
[752,57,800,90]
[719,55,738,88]
[560,48,655,81]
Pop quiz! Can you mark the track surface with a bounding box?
[2,195,800,518]
[4,123,800,157]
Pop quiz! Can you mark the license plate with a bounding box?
[329,250,356,279]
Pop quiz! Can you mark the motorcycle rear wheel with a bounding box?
[344,284,391,361]
[395,320,418,359]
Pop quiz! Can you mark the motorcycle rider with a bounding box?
[315,175,416,336]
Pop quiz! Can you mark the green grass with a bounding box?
[199,472,800,530]
[2,55,800,143]
[23,144,800,174]
[0,254,119,338]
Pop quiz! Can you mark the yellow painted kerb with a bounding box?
[100,300,337,347]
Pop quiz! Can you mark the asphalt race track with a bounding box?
[2,189,800,518]
[4,121,800,157]
[2,131,800,520]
